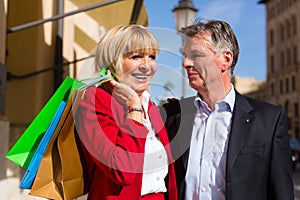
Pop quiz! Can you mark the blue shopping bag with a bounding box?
[19,101,67,189]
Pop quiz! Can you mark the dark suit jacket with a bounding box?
[159,91,294,200]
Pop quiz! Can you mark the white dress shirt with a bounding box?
[185,86,235,200]
[141,91,168,196]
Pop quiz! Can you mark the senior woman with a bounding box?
[75,24,177,200]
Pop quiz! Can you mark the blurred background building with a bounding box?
[234,0,300,142]
[258,0,300,139]
[233,75,266,100]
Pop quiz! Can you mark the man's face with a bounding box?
[182,32,227,103]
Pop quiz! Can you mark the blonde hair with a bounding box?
[94,24,159,79]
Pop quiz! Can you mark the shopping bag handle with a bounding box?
[78,74,112,91]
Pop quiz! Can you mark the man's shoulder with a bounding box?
[237,92,282,113]
[159,96,195,113]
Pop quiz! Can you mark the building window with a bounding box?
[292,15,297,35]
[280,24,285,41]
[285,100,290,116]
[286,78,289,93]
[292,76,296,91]
[267,7,275,21]
[287,21,291,38]
[270,55,275,73]
[287,48,291,66]
[295,103,299,117]
[270,29,274,47]
[281,51,285,68]
[280,80,283,94]
[293,45,298,64]
[277,1,283,14]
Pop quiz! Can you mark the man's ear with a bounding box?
[222,51,233,72]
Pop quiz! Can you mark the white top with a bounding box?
[140,91,168,196]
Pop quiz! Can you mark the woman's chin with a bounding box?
[133,85,148,95]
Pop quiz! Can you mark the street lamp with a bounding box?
[173,0,198,97]
[173,0,198,32]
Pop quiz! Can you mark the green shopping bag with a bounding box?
[6,76,84,169]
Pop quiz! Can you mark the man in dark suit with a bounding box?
[159,19,294,200]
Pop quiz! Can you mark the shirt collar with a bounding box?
[216,84,235,112]
[141,90,151,113]
[194,95,211,116]
[194,84,235,113]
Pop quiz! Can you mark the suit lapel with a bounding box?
[180,112,196,170]
[149,100,195,167]
[227,92,254,169]
[177,97,197,171]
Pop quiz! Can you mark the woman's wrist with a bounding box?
[129,107,143,113]
[127,107,143,123]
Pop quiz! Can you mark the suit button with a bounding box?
[201,187,206,192]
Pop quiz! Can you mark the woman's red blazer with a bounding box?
[75,86,178,200]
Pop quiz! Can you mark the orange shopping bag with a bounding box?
[29,90,86,200]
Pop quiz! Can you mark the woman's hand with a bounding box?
[107,70,143,122]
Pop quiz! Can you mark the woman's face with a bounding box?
[120,51,157,95]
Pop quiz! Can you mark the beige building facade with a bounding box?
[260,0,300,138]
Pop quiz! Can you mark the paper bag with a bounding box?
[28,75,112,199]
[6,77,84,169]
[30,90,86,200]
